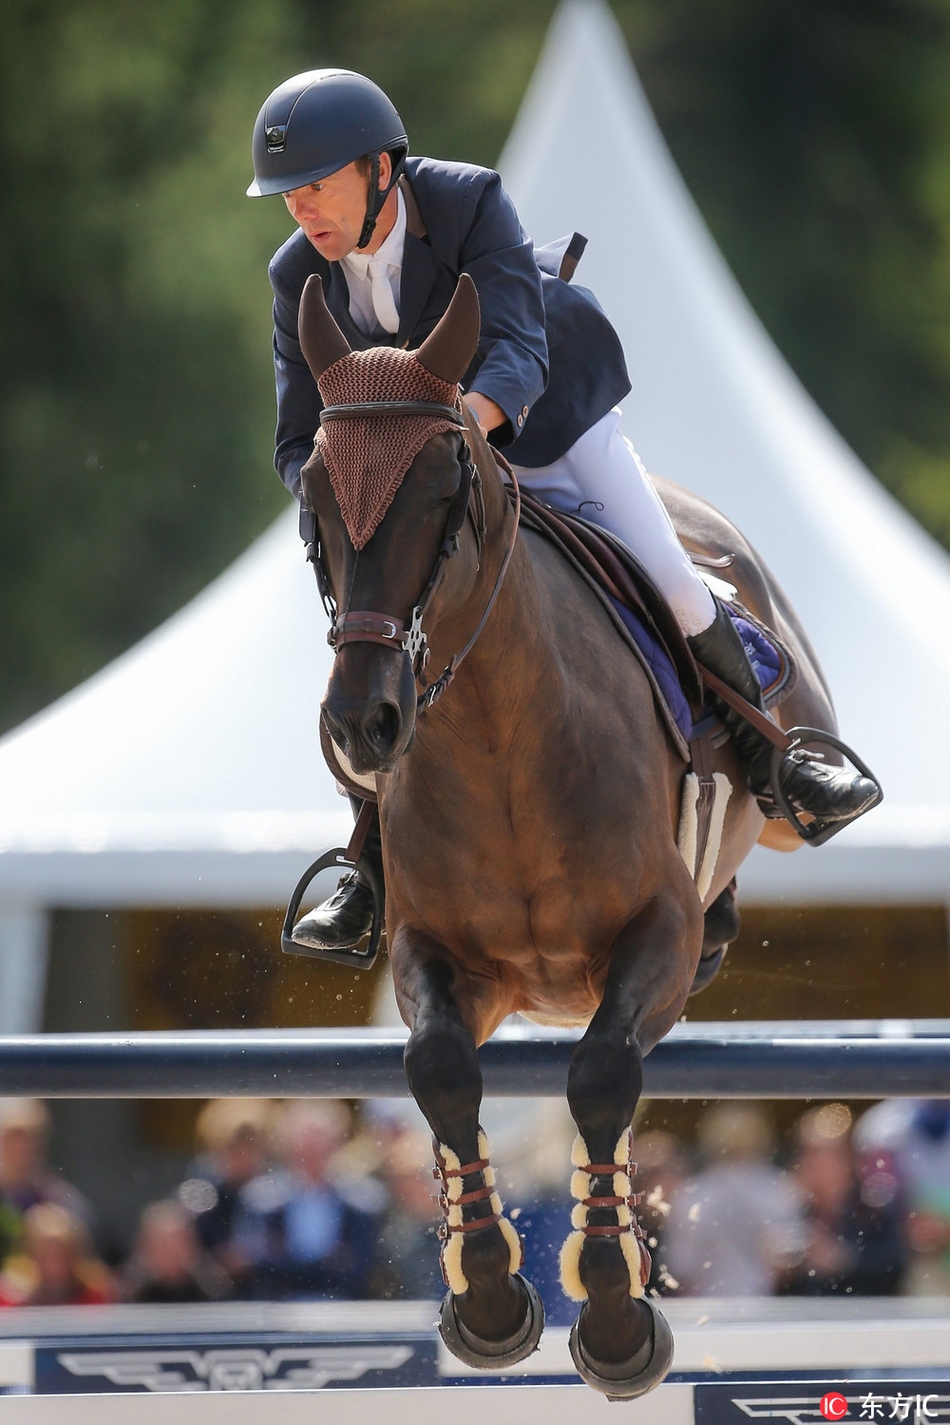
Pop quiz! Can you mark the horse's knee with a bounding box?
[404,1014,482,1128]
[567,1032,643,1153]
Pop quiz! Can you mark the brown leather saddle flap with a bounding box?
[516,492,696,759]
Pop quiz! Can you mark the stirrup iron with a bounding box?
[769,727,883,847]
[281,802,384,967]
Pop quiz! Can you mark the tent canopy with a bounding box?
[1,0,947,907]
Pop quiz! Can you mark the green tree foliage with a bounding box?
[0,0,298,729]
[3,0,950,733]
[629,0,950,552]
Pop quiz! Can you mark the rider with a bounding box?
[248,69,879,950]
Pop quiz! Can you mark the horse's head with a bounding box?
[298,273,488,775]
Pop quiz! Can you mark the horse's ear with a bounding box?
[415,274,481,385]
[298,274,352,380]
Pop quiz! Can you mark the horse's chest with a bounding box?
[390,788,640,951]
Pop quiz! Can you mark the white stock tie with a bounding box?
[368,256,400,335]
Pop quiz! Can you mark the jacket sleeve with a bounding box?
[455,171,548,442]
[271,254,322,501]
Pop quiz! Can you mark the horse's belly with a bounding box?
[518,966,604,1023]
[481,933,608,1025]
[520,1006,594,1029]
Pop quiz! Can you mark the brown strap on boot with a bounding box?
[576,1147,651,1274]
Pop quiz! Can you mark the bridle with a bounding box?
[304,399,521,712]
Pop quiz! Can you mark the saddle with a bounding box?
[517,493,807,894]
[516,491,798,762]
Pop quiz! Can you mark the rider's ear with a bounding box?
[415,274,481,385]
[298,274,352,381]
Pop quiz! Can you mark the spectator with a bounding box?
[664,1102,803,1296]
[634,1131,689,1297]
[256,1100,382,1300]
[493,1100,578,1325]
[0,1100,92,1265]
[123,1200,230,1304]
[178,1098,282,1296]
[0,1203,115,1306]
[779,1103,905,1297]
[370,1130,443,1300]
[855,1099,950,1294]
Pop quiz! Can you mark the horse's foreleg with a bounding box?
[563,890,699,1398]
[397,938,543,1364]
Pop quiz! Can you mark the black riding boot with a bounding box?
[291,797,383,950]
[687,603,879,824]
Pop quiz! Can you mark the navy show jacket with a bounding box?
[269,156,631,499]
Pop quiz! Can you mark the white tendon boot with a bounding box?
[432,1128,545,1369]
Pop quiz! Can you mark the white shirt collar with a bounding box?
[342,186,407,276]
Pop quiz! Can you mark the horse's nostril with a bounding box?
[322,706,349,755]
[366,702,401,754]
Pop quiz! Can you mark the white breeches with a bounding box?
[510,407,716,637]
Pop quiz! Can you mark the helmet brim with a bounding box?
[246,143,407,199]
[246,162,343,198]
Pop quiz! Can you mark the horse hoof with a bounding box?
[568,1296,674,1400]
[438,1273,545,1369]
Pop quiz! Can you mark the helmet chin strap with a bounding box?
[356,150,405,250]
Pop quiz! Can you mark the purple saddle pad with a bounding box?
[607,598,782,744]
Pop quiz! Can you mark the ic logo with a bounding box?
[820,1394,849,1420]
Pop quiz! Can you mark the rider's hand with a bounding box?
[465,392,506,439]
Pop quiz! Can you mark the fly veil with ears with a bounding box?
[299,273,483,551]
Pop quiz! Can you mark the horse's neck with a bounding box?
[420,510,554,757]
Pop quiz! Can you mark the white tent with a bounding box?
[0,511,343,911]
[1,0,948,1028]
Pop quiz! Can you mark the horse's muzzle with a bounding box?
[322,646,417,774]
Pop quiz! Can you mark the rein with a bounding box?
[308,399,520,713]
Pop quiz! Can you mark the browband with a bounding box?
[320,401,465,424]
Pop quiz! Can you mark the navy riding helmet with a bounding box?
[247,69,408,249]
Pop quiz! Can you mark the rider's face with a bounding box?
[283,152,392,260]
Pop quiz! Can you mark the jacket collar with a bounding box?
[396,176,439,344]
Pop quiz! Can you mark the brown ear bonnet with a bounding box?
[316,349,461,550]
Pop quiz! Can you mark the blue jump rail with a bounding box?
[0,1020,946,1098]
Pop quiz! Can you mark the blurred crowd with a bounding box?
[0,1097,445,1306]
[633,1097,950,1302]
[0,1093,946,1307]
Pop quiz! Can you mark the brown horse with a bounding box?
[296,272,839,1398]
